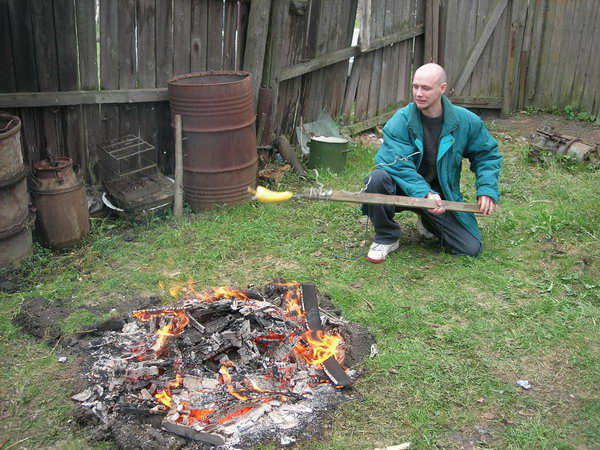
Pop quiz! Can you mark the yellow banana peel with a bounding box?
[248,186,294,203]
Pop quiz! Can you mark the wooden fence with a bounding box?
[0,0,599,183]
[428,0,600,117]
[0,0,250,180]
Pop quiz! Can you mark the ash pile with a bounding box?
[72,282,373,448]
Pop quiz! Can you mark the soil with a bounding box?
[488,113,600,145]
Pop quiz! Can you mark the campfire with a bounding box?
[71,282,365,447]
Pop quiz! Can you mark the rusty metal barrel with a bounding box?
[0,112,33,268]
[167,71,257,210]
[30,157,90,249]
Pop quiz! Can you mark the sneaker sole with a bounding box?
[366,256,385,264]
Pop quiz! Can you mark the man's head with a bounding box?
[412,63,447,116]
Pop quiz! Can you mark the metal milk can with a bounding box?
[30,157,90,248]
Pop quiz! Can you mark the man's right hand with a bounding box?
[426,192,445,214]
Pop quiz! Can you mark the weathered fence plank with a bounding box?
[207,0,224,70]
[191,0,208,71]
[174,0,192,76]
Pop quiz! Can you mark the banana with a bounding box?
[248,186,294,203]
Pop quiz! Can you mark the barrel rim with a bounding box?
[0,165,29,189]
[33,156,74,172]
[0,113,22,140]
[167,71,253,87]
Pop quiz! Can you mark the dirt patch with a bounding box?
[13,296,162,345]
[487,113,600,146]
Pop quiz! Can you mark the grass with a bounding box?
[1,120,599,449]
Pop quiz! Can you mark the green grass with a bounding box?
[1,121,598,449]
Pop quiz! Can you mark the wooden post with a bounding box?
[242,0,273,105]
[173,114,183,218]
[502,0,516,117]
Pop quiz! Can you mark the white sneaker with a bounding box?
[416,216,436,239]
[366,241,400,263]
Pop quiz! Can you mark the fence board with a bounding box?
[100,0,120,146]
[174,0,192,76]
[581,5,600,114]
[156,0,174,86]
[0,0,16,93]
[223,0,237,70]
[118,0,139,138]
[236,0,251,70]
[572,1,599,111]
[207,0,224,70]
[366,0,385,119]
[191,0,208,71]
[138,0,159,159]
[396,0,411,103]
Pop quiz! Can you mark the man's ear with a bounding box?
[440,82,448,94]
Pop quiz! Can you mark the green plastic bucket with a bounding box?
[307,136,351,173]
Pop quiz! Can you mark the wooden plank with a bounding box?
[173,0,192,76]
[367,0,385,119]
[355,0,374,122]
[236,0,251,70]
[54,0,81,164]
[581,2,600,114]
[395,0,410,104]
[100,0,120,145]
[412,0,426,92]
[8,0,38,92]
[341,108,397,135]
[119,0,139,138]
[341,52,363,120]
[300,189,482,213]
[450,96,503,109]
[571,1,599,111]
[0,0,17,92]
[0,87,168,107]
[52,0,79,91]
[537,0,564,106]
[30,0,59,92]
[377,0,395,113]
[156,0,174,86]
[207,0,224,70]
[191,0,208,71]
[78,0,101,180]
[525,0,546,102]
[138,0,159,156]
[242,0,273,101]
[19,108,42,165]
[273,0,311,135]
[557,0,586,106]
[453,0,509,96]
[502,0,517,116]
[223,0,237,70]
[360,0,371,51]
[550,0,576,107]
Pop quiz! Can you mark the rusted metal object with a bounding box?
[0,113,32,268]
[30,157,90,249]
[0,211,34,268]
[168,71,258,210]
[0,112,24,181]
[530,126,598,163]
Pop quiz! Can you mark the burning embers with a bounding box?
[74,282,355,446]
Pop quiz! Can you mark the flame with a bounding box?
[154,373,183,408]
[217,406,255,424]
[283,285,304,320]
[294,330,342,366]
[219,365,250,401]
[187,409,215,424]
[132,310,190,357]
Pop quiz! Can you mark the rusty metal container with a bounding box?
[167,71,257,210]
[0,112,24,180]
[30,157,90,249]
[0,112,33,267]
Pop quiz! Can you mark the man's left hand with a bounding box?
[478,195,497,215]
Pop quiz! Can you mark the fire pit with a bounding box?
[69,282,373,447]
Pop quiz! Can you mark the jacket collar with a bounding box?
[406,95,459,139]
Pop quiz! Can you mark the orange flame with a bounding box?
[217,406,255,424]
[283,285,305,320]
[154,373,183,408]
[187,409,215,424]
[294,330,342,366]
[219,365,250,401]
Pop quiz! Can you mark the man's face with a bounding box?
[412,72,447,112]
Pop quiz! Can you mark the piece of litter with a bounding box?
[71,389,93,402]
[374,443,411,450]
[370,344,378,358]
[516,379,532,390]
[58,356,68,363]
[280,435,296,446]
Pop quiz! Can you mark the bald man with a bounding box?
[363,63,502,262]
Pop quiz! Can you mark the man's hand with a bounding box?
[478,195,497,215]
[426,192,445,214]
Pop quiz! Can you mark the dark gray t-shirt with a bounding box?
[417,112,443,195]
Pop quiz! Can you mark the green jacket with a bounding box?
[375,96,502,242]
